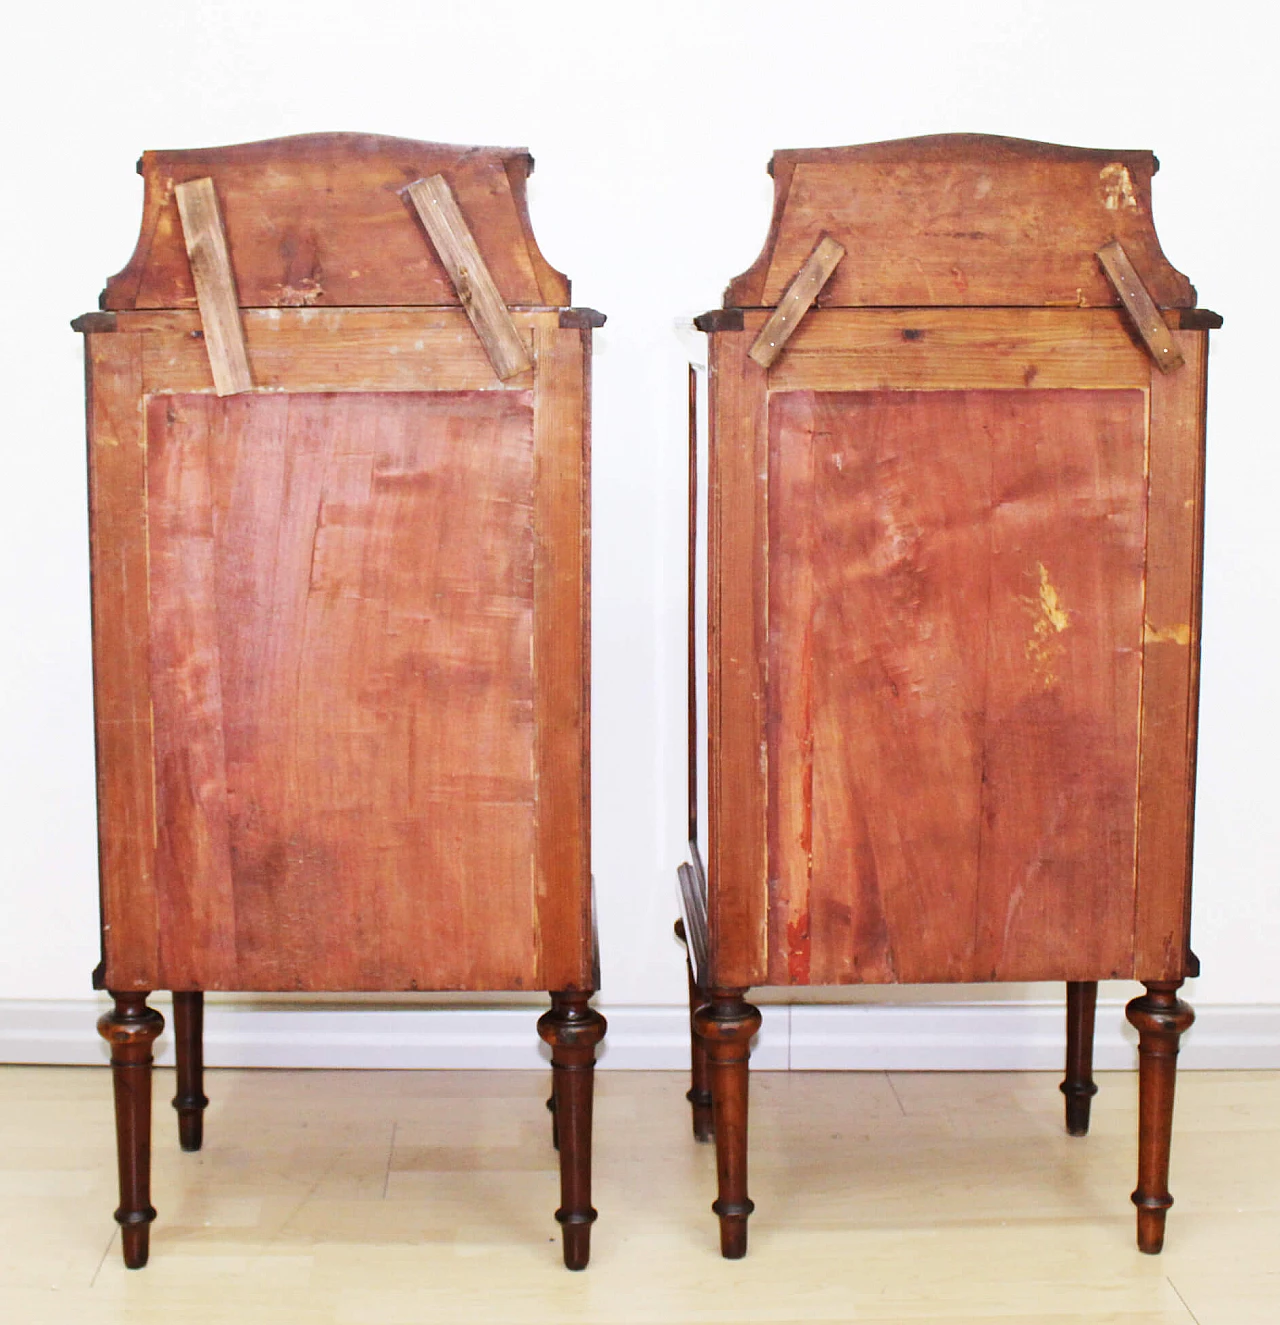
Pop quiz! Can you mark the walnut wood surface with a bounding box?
[144,389,537,991]
[1061,981,1099,1136]
[725,134,1194,310]
[706,332,769,989]
[84,319,595,993]
[538,993,607,1269]
[103,133,569,311]
[98,993,164,1268]
[1126,982,1195,1252]
[87,334,159,989]
[171,991,208,1152]
[1134,331,1208,981]
[765,388,1147,985]
[693,991,761,1258]
[121,307,530,395]
[704,309,1210,988]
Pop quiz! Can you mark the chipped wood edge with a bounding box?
[748,235,845,368]
[404,175,533,381]
[1097,240,1185,373]
[174,177,252,395]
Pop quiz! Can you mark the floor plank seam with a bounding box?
[382,1118,398,1199]
[1167,1274,1203,1325]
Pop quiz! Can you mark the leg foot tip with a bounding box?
[1135,1205,1170,1254]
[715,1212,750,1259]
[719,1230,748,1258]
[120,1230,150,1269]
[561,1225,591,1270]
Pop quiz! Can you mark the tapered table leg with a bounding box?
[675,919,714,1141]
[98,992,164,1268]
[172,992,208,1152]
[538,992,607,1270]
[1061,980,1099,1136]
[1125,981,1195,1253]
[693,989,761,1258]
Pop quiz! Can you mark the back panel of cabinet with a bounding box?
[764,387,1147,985]
[145,390,539,992]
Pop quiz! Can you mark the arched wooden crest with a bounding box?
[723,133,1195,310]
[101,132,570,311]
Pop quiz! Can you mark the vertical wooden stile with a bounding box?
[86,333,159,986]
[532,321,591,991]
[1134,328,1207,978]
[708,330,769,988]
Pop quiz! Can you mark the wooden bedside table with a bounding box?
[75,133,604,1270]
[678,133,1217,1259]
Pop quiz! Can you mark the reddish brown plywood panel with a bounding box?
[973,391,1147,981]
[144,391,540,991]
[764,389,1147,985]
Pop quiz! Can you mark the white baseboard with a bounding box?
[1,999,1276,1071]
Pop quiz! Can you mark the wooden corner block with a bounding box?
[1097,240,1185,373]
[174,177,252,395]
[748,234,845,369]
[404,175,533,380]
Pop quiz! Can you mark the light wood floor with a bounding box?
[3,1065,1277,1323]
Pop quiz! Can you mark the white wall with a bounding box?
[1,3,1276,1051]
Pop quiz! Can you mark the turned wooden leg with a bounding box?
[172,992,208,1152]
[97,992,165,1269]
[537,992,607,1270]
[1061,980,1099,1136]
[1125,981,1195,1253]
[693,989,762,1258]
[675,919,714,1142]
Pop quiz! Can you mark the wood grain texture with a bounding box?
[1134,329,1208,981]
[725,135,1194,310]
[103,134,568,311]
[764,307,1151,392]
[118,308,537,396]
[85,333,159,991]
[174,178,252,395]
[707,333,770,988]
[764,388,1147,984]
[1097,242,1185,373]
[142,391,543,991]
[404,176,533,380]
[748,236,844,368]
[531,326,592,991]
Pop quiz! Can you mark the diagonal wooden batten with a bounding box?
[174,177,252,395]
[748,234,845,368]
[404,175,533,381]
[1097,240,1185,373]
